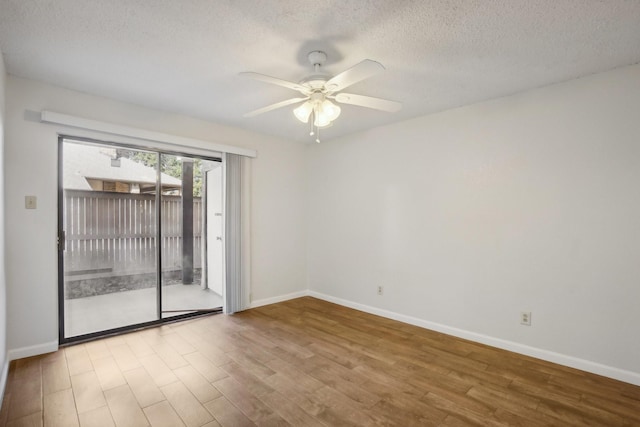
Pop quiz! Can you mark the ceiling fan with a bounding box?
[240,51,402,142]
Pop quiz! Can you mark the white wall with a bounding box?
[4,76,307,357]
[306,64,640,384]
[0,52,8,399]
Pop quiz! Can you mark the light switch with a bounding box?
[25,196,37,209]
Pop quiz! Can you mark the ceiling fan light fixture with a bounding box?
[293,101,313,123]
[320,99,341,122]
[311,97,340,128]
[313,107,332,127]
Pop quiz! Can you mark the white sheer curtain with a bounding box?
[223,153,251,313]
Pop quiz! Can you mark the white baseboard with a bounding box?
[249,290,309,309]
[308,291,640,387]
[7,341,58,362]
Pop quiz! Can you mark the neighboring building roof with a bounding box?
[63,143,182,191]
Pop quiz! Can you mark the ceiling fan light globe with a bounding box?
[293,101,313,123]
[314,113,331,128]
[320,100,341,122]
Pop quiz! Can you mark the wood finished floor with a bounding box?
[1,297,639,426]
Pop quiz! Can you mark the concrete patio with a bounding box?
[64,283,223,338]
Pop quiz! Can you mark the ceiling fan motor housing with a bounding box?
[300,75,329,90]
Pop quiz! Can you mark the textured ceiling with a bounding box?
[1,0,640,143]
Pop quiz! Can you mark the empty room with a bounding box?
[0,1,639,425]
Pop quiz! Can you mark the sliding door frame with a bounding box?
[58,135,223,345]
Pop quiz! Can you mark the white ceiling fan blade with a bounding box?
[243,97,308,118]
[325,59,385,92]
[334,93,402,112]
[239,72,310,95]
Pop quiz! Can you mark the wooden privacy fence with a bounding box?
[63,190,202,277]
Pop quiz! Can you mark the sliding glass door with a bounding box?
[159,153,224,318]
[59,138,223,342]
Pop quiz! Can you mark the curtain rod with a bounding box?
[40,110,257,158]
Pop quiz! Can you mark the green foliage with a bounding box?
[117,149,203,197]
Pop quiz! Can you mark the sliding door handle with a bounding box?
[58,230,66,251]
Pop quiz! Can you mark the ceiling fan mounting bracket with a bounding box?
[307,51,327,67]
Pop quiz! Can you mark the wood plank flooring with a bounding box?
[1,297,639,426]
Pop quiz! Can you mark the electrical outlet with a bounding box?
[520,311,532,326]
[377,286,384,296]
[25,196,37,209]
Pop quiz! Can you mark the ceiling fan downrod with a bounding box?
[308,51,327,74]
